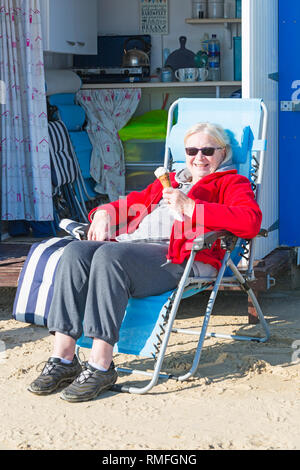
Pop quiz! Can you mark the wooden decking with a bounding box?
[0,242,31,287]
[246,248,292,323]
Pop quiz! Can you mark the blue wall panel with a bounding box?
[279,1,300,245]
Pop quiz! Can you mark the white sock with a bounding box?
[53,356,72,365]
[88,361,108,372]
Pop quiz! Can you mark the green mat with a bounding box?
[119,109,168,142]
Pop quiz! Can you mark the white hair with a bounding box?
[184,122,232,163]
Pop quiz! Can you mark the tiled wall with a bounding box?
[44,52,73,70]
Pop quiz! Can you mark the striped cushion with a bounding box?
[48,120,78,195]
[12,237,74,326]
[59,218,89,240]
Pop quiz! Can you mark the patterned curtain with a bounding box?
[0,0,53,221]
[76,88,141,201]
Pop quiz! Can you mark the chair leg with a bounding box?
[175,250,232,382]
[248,289,260,324]
[113,250,198,394]
[172,255,270,383]
[226,258,270,342]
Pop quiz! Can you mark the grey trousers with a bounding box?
[47,240,186,346]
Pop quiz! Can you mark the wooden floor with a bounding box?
[0,231,66,288]
[0,242,32,287]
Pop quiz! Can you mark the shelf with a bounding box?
[185,17,241,24]
[82,81,241,90]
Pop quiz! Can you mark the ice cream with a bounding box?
[154,167,183,222]
[154,167,172,188]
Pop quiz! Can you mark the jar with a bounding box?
[208,0,224,18]
[192,1,208,19]
[224,0,235,18]
[161,67,173,83]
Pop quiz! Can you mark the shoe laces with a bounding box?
[35,360,56,376]
[36,359,67,376]
[74,362,93,384]
[42,362,56,376]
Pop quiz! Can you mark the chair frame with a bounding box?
[78,99,270,394]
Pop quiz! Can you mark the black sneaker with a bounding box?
[28,356,82,396]
[60,361,118,403]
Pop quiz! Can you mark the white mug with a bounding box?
[198,67,209,81]
[175,68,199,82]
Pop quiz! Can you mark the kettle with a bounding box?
[122,37,151,67]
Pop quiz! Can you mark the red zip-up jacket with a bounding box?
[88,169,262,271]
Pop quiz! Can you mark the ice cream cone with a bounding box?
[154,167,171,188]
[158,173,172,188]
[154,167,183,221]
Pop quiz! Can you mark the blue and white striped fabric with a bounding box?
[48,120,78,195]
[58,218,89,240]
[12,237,74,326]
[12,219,87,327]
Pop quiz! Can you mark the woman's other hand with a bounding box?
[87,210,111,241]
[162,188,195,218]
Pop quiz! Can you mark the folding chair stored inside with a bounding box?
[76,98,270,394]
[48,119,89,226]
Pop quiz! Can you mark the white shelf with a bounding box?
[82,81,241,90]
[185,17,241,24]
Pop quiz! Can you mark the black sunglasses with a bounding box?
[185,146,224,157]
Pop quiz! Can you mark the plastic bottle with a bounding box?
[208,34,220,56]
[235,0,241,18]
[200,33,210,54]
[163,48,170,65]
[208,34,221,81]
[194,34,209,68]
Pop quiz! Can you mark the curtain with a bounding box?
[0,0,53,221]
[76,88,141,202]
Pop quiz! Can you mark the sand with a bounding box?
[0,273,300,451]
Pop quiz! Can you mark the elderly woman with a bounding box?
[28,122,262,402]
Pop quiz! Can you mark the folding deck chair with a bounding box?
[47,93,101,206]
[45,68,100,206]
[75,97,270,394]
[48,119,89,225]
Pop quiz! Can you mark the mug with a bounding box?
[175,68,199,82]
[198,67,209,81]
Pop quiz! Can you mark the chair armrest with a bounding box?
[193,227,268,252]
[193,231,237,251]
[257,228,268,238]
